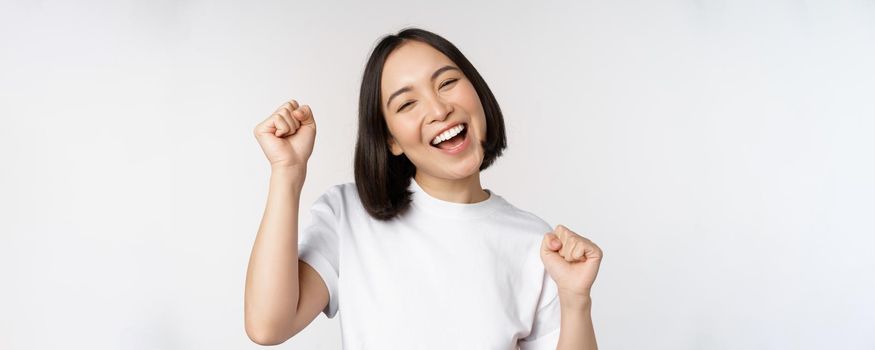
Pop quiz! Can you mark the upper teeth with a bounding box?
[432,124,465,145]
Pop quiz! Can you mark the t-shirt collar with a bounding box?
[408,177,505,219]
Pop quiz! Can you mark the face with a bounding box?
[380,40,488,181]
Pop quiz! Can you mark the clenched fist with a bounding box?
[540,224,603,299]
[253,99,317,170]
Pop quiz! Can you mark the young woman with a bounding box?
[245,28,603,349]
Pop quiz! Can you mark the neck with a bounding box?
[413,171,490,204]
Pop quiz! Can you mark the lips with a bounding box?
[429,122,466,146]
[432,126,471,154]
[432,125,468,149]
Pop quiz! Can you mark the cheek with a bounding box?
[388,117,423,146]
[454,83,482,111]
[455,83,487,138]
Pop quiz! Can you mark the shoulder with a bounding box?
[320,182,358,200]
[313,182,358,200]
[491,194,553,236]
[310,182,365,216]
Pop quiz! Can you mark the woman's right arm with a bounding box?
[244,100,329,345]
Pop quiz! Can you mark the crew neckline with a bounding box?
[408,178,506,219]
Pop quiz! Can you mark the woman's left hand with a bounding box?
[540,225,604,298]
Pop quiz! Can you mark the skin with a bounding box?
[246,100,324,345]
[246,39,603,349]
[381,40,490,204]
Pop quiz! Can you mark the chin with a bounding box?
[444,154,484,179]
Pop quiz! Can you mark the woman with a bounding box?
[245,27,603,349]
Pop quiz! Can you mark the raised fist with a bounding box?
[253,99,316,169]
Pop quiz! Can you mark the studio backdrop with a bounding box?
[1,0,873,349]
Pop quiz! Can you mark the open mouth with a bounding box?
[430,123,468,150]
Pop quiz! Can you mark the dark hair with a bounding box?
[354,27,507,221]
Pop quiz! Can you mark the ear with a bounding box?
[387,136,404,156]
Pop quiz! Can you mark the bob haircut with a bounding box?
[354,27,507,221]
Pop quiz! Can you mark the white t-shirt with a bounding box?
[298,178,561,349]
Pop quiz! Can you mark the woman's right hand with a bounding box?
[253,99,317,170]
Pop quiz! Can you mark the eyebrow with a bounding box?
[385,65,461,109]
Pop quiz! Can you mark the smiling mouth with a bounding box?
[431,124,468,150]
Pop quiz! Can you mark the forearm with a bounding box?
[244,167,306,337]
[556,293,597,350]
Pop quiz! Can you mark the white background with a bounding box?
[2,0,874,349]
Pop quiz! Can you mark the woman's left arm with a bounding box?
[540,225,604,350]
[558,293,596,349]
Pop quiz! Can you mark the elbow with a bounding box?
[246,328,285,346]
[245,321,289,346]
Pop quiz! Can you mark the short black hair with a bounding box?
[354,27,507,221]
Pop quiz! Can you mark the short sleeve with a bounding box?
[518,269,561,350]
[297,186,342,319]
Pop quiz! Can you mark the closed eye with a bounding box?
[440,78,458,89]
[397,100,414,112]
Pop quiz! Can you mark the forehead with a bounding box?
[381,40,455,94]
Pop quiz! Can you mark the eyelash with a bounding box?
[397,101,413,112]
[396,79,459,113]
[441,78,458,88]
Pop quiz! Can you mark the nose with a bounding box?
[425,94,453,124]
